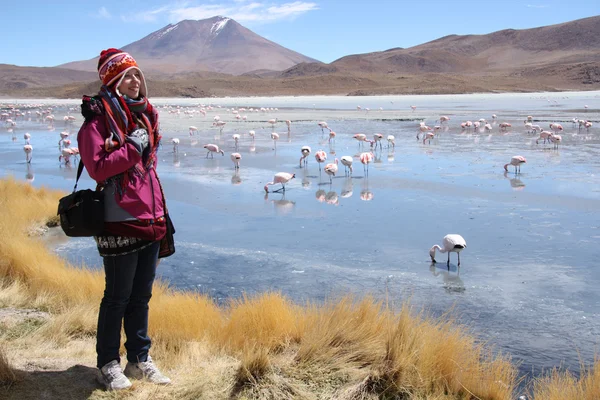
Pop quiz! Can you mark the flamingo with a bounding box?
[536,131,553,144]
[230,152,242,169]
[203,143,224,158]
[317,121,328,133]
[550,123,563,133]
[359,152,373,176]
[439,116,450,123]
[328,129,336,144]
[324,158,339,183]
[372,133,383,150]
[172,138,180,153]
[422,132,435,144]
[429,234,467,268]
[387,135,395,148]
[315,150,327,172]
[233,134,241,149]
[484,123,493,131]
[213,120,226,133]
[340,156,353,176]
[410,105,417,112]
[24,132,31,144]
[353,133,368,148]
[264,172,295,193]
[504,156,527,174]
[417,124,432,139]
[299,146,311,167]
[59,148,76,164]
[189,126,198,136]
[499,122,512,131]
[59,131,69,146]
[267,118,277,130]
[270,132,279,149]
[23,144,33,163]
[549,134,562,149]
[285,120,291,132]
[248,130,256,140]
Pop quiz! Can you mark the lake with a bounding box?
[2,91,599,379]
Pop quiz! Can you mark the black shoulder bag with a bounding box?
[57,161,105,237]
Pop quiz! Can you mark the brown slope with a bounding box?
[332,15,600,74]
[0,64,97,92]
[59,16,319,76]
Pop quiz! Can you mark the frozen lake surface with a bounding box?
[2,91,600,379]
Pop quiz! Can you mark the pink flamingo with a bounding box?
[359,152,373,176]
[324,158,339,183]
[24,132,31,144]
[285,120,291,132]
[410,105,417,112]
[353,133,368,148]
[340,156,353,176]
[504,156,527,174]
[536,131,553,144]
[213,120,226,133]
[203,144,224,158]
[328,129,336,144]
[189,126,198,136]
[230,152,242,169]
[59,148,76,164]
[315,150,327,172]
[439,116,450,123]
[172,138,180,153]
[270,132,279,149]
[372,133,383,150]
[430,234,467,268]
[300,146,311,167]
[423,132,435,144]
[317,121,328,133]
[387,135,395,148]
[264,172,295,193]
[417,124,432,139]
[267,118,277,130]
[550,123,563,133]
[549,134,562,149]
[499,122,512,131]
[23,144,33,163]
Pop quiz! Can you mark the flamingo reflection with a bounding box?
[503,171,525,191]
[264,193,295,214]
[430,263,465,293]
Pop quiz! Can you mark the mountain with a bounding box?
[0,64,97,93]
[59,16,319,76]
[329,15,600,75]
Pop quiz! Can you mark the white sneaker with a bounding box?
[97,360,132,391]
[124,355,171,385]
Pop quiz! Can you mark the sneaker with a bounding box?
[97,360,132,391]
[124,355,171,385]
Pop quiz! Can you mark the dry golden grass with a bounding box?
[0,177,598,399]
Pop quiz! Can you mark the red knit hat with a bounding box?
[97,48,147,97]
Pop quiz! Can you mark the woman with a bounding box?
[78,48,172,391]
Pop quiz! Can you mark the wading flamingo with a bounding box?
[387,135,395,148]
[203,144,224,158]
[359,152,373,177]
[270,132,279,149]
[340,156,353,176]
[315,150,327,172]
[549,134,562,149]
[230,152,242,169]
[213,120,226,133]
[422,132,435,144]
[233,134,240,150]
[248,130,256,140]
[430,234,466,268]
[536,131,553,144]
[189,126,198,136]
[267,118,277,130]
[328,129,336,144]
[299,146,311,167]
[23,144,33,163]
[264,172,295,193]
[504,156,527,174]
[353,133,367,148]
[172,138,180,153]
[372,133,383,150]
[24,132,31,144]
[317,121,328,133]
[324,158,339,183]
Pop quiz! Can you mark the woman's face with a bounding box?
[118,69,141,99]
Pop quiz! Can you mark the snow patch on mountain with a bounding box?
[210,18,230,36]
[155,23,179,39]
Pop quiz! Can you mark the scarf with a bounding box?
[98,85,161,194]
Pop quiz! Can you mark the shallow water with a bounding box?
[2,91,600,380]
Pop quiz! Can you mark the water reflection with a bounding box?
[231,171,242,185]
[360,180,374,201]
[325,191,339,206]
[302,169,311,188]
[25,164,34,183]
[341,178,353,198]
[315,189,326,202]
[504,171,525,191]
[429,263,465,293]
[173,153,181,168]
[387,149,395,162]
[264,193,295,214]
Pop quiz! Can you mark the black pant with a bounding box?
[96,241,159,368]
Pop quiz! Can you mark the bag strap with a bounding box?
[72,160,85,192]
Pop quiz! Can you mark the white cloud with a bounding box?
[130,1,319,24]
[97,7,111,19]
[526,4,548,8]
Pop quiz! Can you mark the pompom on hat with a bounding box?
[97,48,147,98]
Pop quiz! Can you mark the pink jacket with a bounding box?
[77,115,164,221]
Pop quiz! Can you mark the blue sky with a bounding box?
[1,0,598,67]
